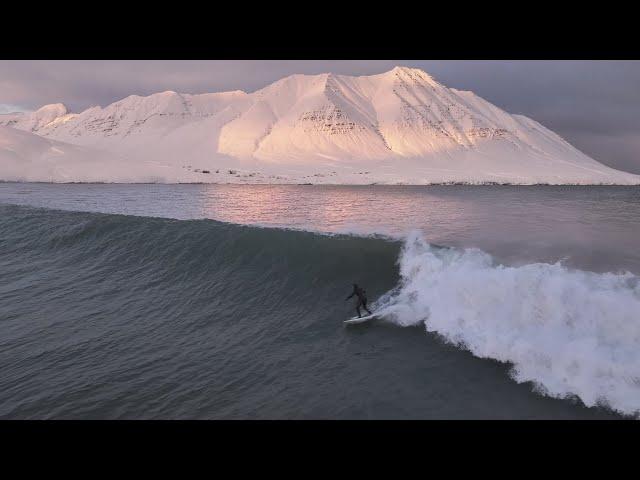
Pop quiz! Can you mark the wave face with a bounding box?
[0,204,402,419]
[0,203,636,418]
[375,232,640,416]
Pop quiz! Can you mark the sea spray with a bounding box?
[376,231,640,416]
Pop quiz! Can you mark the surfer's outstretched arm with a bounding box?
[345,286,356,301]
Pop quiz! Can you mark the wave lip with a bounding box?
[377,231,640,416]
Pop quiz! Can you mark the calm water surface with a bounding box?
[3,183,640,272]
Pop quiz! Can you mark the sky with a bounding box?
[1,60,639,173]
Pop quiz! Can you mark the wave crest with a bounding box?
[376,231,640,416]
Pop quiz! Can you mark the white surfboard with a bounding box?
[344,313,378,325]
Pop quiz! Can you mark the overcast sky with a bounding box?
[1,60,638,173]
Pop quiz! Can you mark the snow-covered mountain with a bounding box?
[1,66,638,184]
[0,126,177,183]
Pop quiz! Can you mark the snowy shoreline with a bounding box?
[2,180,639,186]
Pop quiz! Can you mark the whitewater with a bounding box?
[375,232,640,416]
[2,183,639,418]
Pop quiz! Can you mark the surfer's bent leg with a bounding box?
[362,299,372,315]
[356,299,363,318]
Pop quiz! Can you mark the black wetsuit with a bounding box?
[346,284,372,317]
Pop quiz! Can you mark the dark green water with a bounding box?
[1,184,639,418]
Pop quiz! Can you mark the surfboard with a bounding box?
[344,313,378,325]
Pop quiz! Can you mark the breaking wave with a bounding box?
[375,231,640,416]
[2,203,639,417]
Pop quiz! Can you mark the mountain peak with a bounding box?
[391,65,414,73]
[35,103,68,116]
[386,66,437,83]
[389,65,422,74]
[4,68,639,185]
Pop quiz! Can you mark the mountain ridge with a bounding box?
[1,67,638,185]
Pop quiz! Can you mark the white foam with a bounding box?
[375,231,640,416]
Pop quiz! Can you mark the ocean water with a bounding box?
[1,183,639,419]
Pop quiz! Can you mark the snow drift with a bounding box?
[1,66,639,184]
[0,126,167,183]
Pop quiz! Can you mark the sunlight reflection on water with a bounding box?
[2,183,640,273]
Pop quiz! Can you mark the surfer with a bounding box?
[346,283,372,318]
